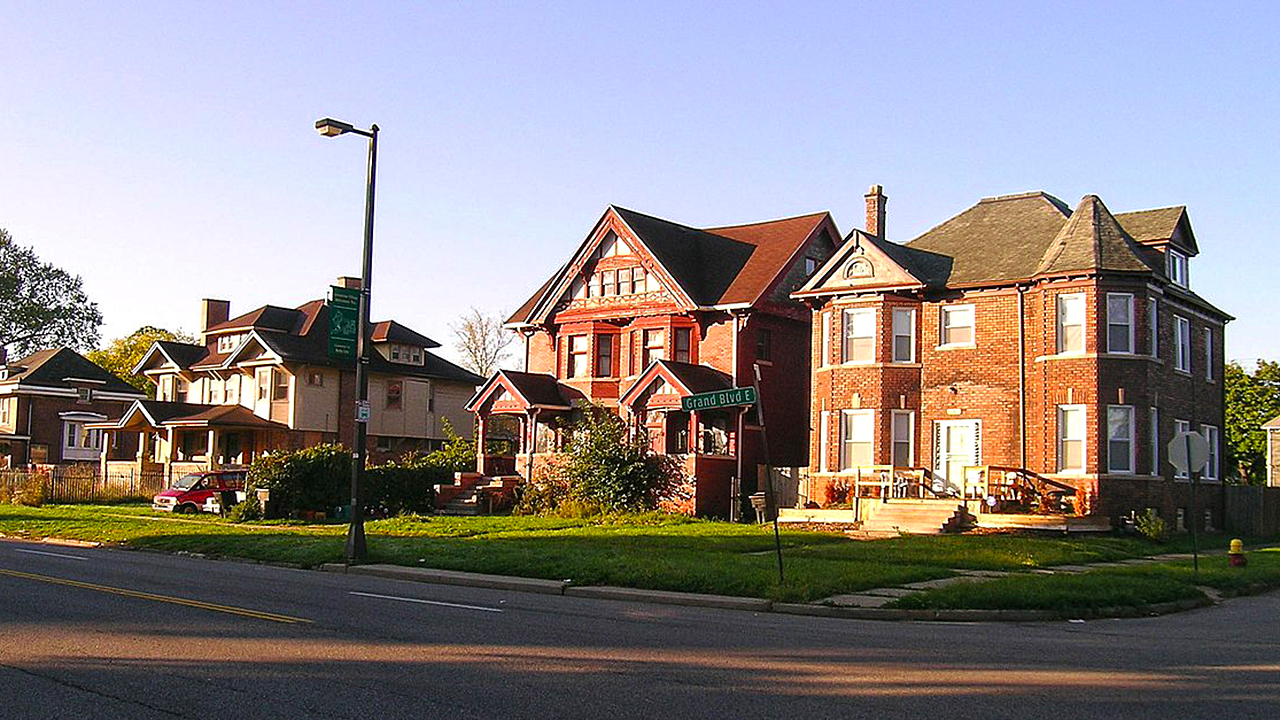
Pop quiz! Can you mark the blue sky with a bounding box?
[3,1,1277,365]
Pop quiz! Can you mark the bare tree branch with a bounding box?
[450,307,515,378]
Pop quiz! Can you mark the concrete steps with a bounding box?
[860,499,974,534]
[439,475,519,516]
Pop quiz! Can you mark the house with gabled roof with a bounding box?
[792,186,1231,531]
[97,277,483,478]
[467,205,841,517]
[0,348,145,468]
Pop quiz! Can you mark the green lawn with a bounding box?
[891,548,1280,614]
[1,503,1269,605]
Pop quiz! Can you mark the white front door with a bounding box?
[934,420,980,495]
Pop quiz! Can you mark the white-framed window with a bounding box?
[1205,327,1214,381]
[804,257,818,276]
[940,304,975,347]
[1203,424,1219,480]
[1106,293,1134,354]
[1107,405,1135,474]
[1175,316,1192,372]
[76,387,93,403]
[1150,407,1159,476]
[271,369,288,401]
[1174,419,1191,478]
[62,420,103,461]
[838,410,874,471]
[0,398,10,426]
[642,328,665,367]
[841,308,875,363]
[818,411,830,473]
[568,335,589,378]
[891,410,914,467]
[1056,293,1085,354]
[1057,405,1086,473]
[1167,249,1189,288]
[820,311,831,366]
[1149,299,1159,357]
[892,307,915,363]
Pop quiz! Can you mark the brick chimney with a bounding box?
[336,276,362,290]
[865,184,888,238]
[200,299,230,345]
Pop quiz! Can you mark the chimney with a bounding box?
[865,184,888,238]
[200,299,230,345]
[336,275,362,290]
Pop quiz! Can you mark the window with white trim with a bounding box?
[0,398,10,426]
[62,421,103,461]
[1106,293,1134,354]
[1203,425,1219,480]
[1150,407,1159,475]
[1175,316,1191,372]
[76,387,93,403]
[1167,249,1189,288]
[891,410,914,467]
[568,335,589,378]
[271,369,288,401]
[642,328,665,366]
[838,410,874,471]
[1107,406,1135,474]
[1057,405,1086,473]
[842,308,875,363]
[1056,294,1085,354]
[1174,419,1191,478]
[892,307,915,363]
[1205,327,1214,381]
[940,305,975,347]
[1149,299,1159,357]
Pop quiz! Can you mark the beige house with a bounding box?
[97,279,483,478]
[1265,416,1280,487]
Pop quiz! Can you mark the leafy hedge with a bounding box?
[248,430,475,518]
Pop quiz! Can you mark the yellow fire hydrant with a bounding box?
[1229,538,1247,568]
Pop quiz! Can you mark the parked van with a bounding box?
[152,470,247,514]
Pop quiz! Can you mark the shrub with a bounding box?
[365,463,439,516]
[12,472,48,507]
[227,495,262,522]
[516,406,681,515]
[1135,508,1169,543]
[249,444,350,518]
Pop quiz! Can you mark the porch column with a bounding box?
[165,427,177,482]
[99,429,111,476]
[527,409,540,480]
[689,410,700,455]
[206,429,216,470]
[475,412,488,473]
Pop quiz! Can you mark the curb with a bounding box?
[565,586,772,612]
[326,563,569,595]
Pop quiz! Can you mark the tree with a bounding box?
[0,228,102,356]
[86,326,195,393]
[1223,360,1280,483]
[451,307,515,377]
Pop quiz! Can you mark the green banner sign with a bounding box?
[681,386,757,412]
[328,285,360,360]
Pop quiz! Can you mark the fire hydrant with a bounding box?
[1229,538,1247,568]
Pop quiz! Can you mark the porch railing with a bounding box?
[961,465,1077,514]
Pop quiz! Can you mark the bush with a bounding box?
[227,495,262,522]
[1135,508,1169,543]
[365,462,440,516]
[515,406,682,515]
[12,472,48,507]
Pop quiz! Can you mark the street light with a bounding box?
[316,116,378,563]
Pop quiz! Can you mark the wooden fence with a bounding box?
[1,465,169,504]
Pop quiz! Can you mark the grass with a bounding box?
[890,548,1280,614]
[2,502,1273,606]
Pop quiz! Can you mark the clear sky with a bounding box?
[3,1,1277,366]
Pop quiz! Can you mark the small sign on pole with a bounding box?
[681,386,758,412]
[328,285,360,360]
[355,400,371,424]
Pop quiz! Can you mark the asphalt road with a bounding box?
[1,538,1277,720]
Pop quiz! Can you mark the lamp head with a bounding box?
[315,118,355,137]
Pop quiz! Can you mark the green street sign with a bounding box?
[681,386,757,412]
[328,285,360,360]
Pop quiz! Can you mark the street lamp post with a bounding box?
[316,117,378,563]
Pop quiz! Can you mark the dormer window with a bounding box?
[216,334,242,353]
[391,345,401,360]
[1167,249,1189,288]
[77,387,93,404]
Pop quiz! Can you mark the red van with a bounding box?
[152,471,247,514]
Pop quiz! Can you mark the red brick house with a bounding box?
[98,279,483,479]
[0,348,145,468]
[467,205,841,516]
[794,186,1230,530]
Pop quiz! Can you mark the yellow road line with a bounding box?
[0,568,312,624]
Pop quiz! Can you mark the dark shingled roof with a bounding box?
[206,305,302,333]
[496,370,584,408]
[134,400,217,424]
[371,320,441,349]
[154,341,208,369]
[905,192,1073,286]
[705,212,831,304]
[1034,195,1157,277]
[659,360,734,394]
[1114,206,1186,244]
[3,348,144,396]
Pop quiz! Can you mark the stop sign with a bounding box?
[1168,431,1209,475]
